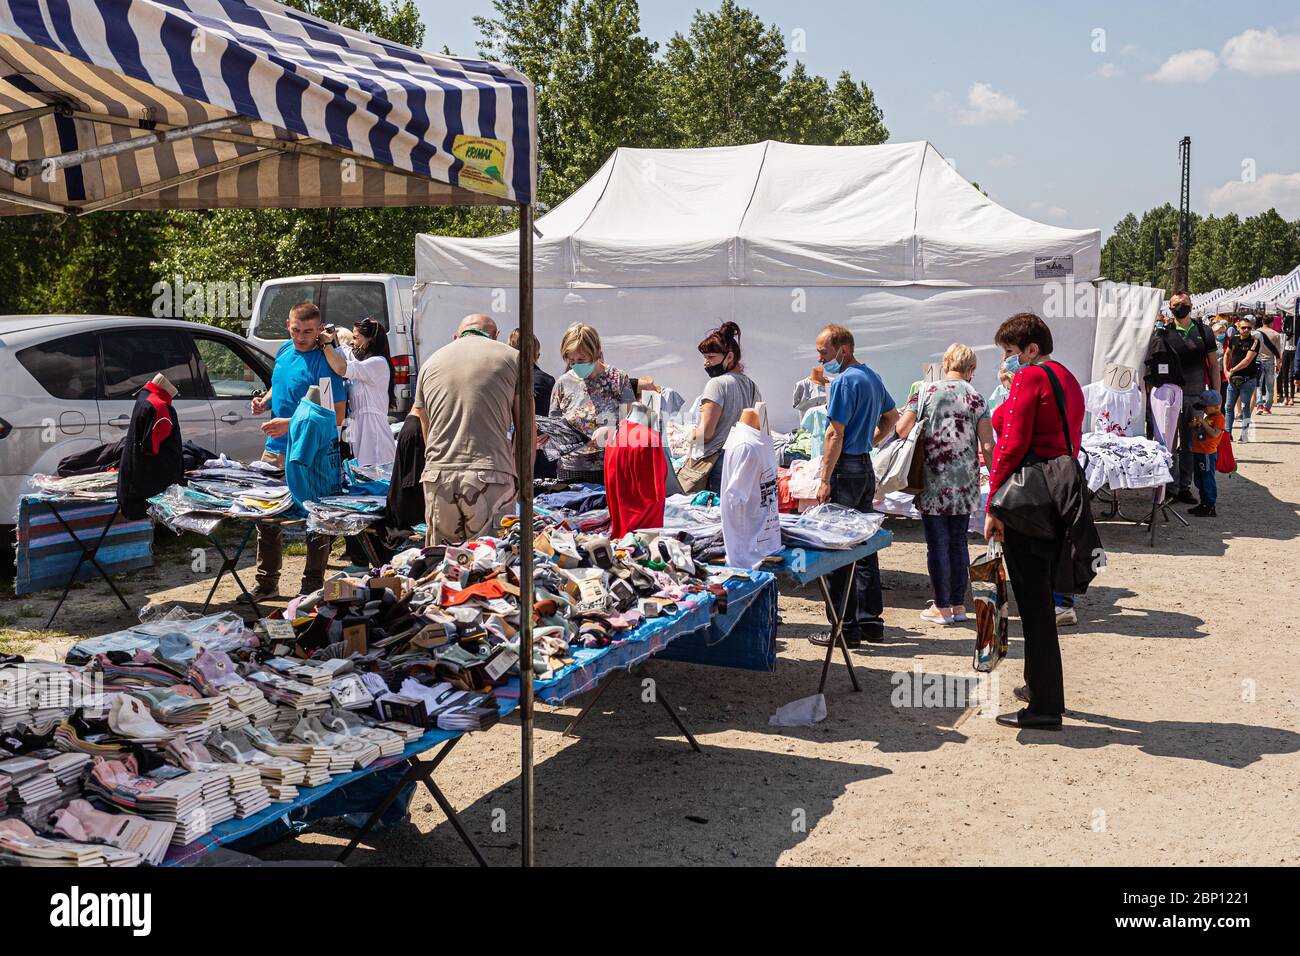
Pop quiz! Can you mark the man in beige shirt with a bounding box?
[411,314,520,544]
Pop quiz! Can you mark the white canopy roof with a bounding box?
[417,140,1099,289]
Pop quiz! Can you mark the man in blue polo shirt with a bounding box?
[810,324,898,646]
[245,301,346,600]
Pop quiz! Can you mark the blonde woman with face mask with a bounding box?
[895,343,996,626]
[548,322,657,483]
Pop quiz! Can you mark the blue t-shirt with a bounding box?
[268,341,346,455]
[286,400,342,505]
[827,364,896,456]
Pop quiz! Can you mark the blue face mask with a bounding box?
[1216,334,1226,343]
[572,361,597,379]
[822,358,842,375]
[1003,354,1023,374]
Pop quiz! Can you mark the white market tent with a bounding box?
[1191,274,1285,319]
[1227,265,1300,315]
[416,140,1160,430]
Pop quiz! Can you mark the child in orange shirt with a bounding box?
[1189,389,1225,517]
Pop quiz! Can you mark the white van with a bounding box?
[247,274,417,415]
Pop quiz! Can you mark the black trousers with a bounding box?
[1171,400,1196,492]
[826,454,884,636]
[1002,526,1065,717]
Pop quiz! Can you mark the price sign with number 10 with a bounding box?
[1103,364,1136,391]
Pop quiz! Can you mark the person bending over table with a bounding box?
[245,302,346,601]
[686,321,763,495]
[549,322,657,484]
[808,323,898,648]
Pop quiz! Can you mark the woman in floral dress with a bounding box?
[896,343,996,624]
[549,322,657,483]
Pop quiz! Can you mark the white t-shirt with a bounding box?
[719,422,782,569]
[1082,381,1143,437]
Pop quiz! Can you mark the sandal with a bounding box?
[919,602,955,625]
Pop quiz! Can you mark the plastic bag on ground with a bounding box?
[769,693,827,727]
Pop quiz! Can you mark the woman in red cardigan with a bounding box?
[984,313,1085,732]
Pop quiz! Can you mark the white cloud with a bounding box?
[1208,172,1300,219]
[987,153,1017,169]
[956,82,1025,125]
[1047,206,1069,219]
[1120,44,1139,57]
[1148,49,1219,83]
[1094,62,1123,79]
[1221,28,1300,74]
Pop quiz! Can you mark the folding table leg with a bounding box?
[201,521,261,616]
[422,778,489,867]
[337,737,461,863]
[44,502,130,628]
[815,564,862,695]
[648,675,703,754]
[562,670,619,737]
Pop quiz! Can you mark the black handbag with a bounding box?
[988,364,1073,541]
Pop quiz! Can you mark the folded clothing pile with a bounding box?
[0,818,138,867]
[51,798,174,866]
[148,458,296,533]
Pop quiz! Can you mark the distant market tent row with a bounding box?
[1191,265,1300,317]
[416,140,1159,431]
[0,0,534,213]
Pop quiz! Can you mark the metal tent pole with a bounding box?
[517,203,536,867]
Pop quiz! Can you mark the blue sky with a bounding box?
[415,0,1300,236]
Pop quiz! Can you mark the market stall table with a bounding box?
[542,571,777,753]
[769,530,895,695]
[15,494,152,627]
[160,695,520,868]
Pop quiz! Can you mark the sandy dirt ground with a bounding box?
[4,408,1298,866]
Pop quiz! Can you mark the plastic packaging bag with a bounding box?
[778,504,886,550]
[769,693,827,727]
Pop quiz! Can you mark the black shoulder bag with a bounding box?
[988,364,1074,541]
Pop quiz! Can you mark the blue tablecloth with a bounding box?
[162,695,519,866]
[770,530,894,586]
[14,495,153,596]
[162,570,778,863]
[535,570,778,702]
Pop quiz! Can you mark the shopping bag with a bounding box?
[1216,431,1236,474]
[970,541,1009,673]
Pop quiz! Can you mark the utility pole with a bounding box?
[1152,224,1161,289]
[1173,136,1191,292]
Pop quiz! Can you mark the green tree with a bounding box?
[829,71,889,146]
[477,0,664,204]
[774,63,836,145]
[661,0,787,147]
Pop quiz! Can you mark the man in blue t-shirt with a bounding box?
[245,302,346,600]
[810,324,899,647]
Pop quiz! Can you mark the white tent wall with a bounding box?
[414,280,1151,433]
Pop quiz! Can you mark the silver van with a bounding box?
[0,316,275,575]
[246,274,417,415]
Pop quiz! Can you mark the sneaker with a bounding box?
[237,582,279,604]
[808,630,861,649]
[1189,505,1217,517]
[920,602,955,625]
[1171,488,1198,505]
[949,606,969,623]
[1055,605,1077,626]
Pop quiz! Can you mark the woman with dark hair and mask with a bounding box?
[688,321,763,493]
[323,316,397,467]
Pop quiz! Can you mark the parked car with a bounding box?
[0,316,275,578]
[247,274,417,416]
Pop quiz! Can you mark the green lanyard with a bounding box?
[459,329,491,340]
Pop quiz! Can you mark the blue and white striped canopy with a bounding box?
[0,0,535,214]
